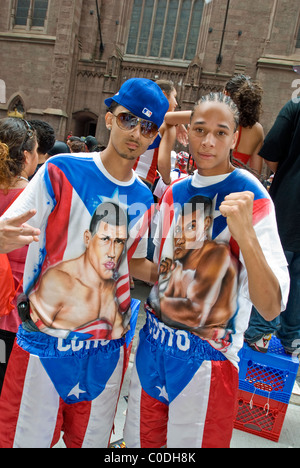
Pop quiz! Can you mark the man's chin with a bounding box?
[119,151,138,161]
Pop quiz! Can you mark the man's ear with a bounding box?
[231,130,239,150]
[84,229,92,246]
[105,112,113,131]
[204,215,212,231]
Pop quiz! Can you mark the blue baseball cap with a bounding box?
[104,78,169,128]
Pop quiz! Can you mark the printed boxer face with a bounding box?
[85,220,127,280]
[174,207,205,259]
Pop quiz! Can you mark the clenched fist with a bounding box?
[219,191,255,245]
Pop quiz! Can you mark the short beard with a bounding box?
[111,139,140,161]
[118,152,136,161]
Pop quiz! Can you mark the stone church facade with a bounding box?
[0,0,300,148]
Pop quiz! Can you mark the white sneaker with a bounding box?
[246,334,272,353]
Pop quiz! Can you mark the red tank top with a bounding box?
[232,126,251,166]
[0,188,27,333]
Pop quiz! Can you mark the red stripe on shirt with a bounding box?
[253,198,272,225]
[158,188,175,262]
[127,205,155,261]
[41,164,74,274]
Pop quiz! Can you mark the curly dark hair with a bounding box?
[29,119,55,154]
[0,117,37,190]
[224,74,263,128]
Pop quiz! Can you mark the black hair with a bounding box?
[29,119,55,154]
[106,101,120,114]
[182,195,213,218]
[89,202,128,237]
[192,92,240,132]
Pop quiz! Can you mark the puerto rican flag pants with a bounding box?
[124,311,239,448]
[0,327,130,448]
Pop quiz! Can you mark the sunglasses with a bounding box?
[112,112,158,139]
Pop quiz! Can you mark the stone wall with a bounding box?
[0,0,299,143]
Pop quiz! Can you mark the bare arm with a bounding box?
[249,139,264,174]
[164,110,191,126]
[157,124,177,185]
[160,245,237,329]
[263,160,278,173]
[249,152,263,174]
[249,123,264,174]
[129,257,158,284]
[219,191,282,321]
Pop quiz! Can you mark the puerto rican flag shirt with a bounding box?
[151,168,289,366]
[133,133,161,185]
[2,152,154,342]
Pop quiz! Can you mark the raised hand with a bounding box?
[0,209,40,253]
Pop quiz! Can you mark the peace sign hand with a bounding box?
[0,209,40,253]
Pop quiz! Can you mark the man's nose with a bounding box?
[108,241,116,258]
[129,122,142,138]
[175,235,185,245]
[202,132,215,147]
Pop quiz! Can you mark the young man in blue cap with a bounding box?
[0,78,169,448]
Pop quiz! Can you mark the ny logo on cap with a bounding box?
[142,108,153,118]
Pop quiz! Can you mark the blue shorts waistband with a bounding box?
[17,324,125,359]
[143,310,227,361]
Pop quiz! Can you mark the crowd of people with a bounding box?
[0,74,297,448]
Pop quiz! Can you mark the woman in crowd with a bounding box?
[224,74,264,175]
[0,117,38,393]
